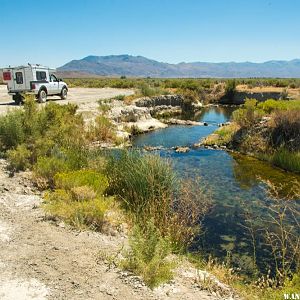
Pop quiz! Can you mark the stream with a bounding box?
[133,106,300,274]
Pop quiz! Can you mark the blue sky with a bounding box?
[1,0,299,67]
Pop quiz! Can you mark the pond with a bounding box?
[133,106,300,274]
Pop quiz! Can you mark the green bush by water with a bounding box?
[121,220,175,288]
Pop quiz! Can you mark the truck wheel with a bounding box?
[13,94,24,105]
[60,87,68,100]
[38,90,47,103]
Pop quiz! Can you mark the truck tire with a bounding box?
[60,87,68,100]
[13,93,24,105]
[38,89,47,103]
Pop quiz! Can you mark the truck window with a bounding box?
[36,71,47,81]
[16,72,23,84]
[50,74,58,82]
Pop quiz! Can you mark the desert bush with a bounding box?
[7,144,31,172]
[203,123,240,146]
[0,109,25,150]
[44,189,111,231]
[0,99,87,172]
[179,88,199,104]
[33,146,90,187]
[114,94,126,101]
[225,79,236,100]
[44,169,113,231]
[121,220,175,288]
[271,110,300,151]
[232,99,264,128]
[33,156,71,187]
[257,99,300,113]
[54,169,108,196]
[89,115,116,142]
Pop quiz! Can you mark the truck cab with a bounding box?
[2,64,68,104]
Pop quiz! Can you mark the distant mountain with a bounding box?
[58,55,300,78]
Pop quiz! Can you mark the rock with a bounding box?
[164,119,204,126]
[135,95,184,108]
[175,147,190,153]
[143,146,163,151]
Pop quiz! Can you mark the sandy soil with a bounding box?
[0,85,134,116]
[0,159,232,300]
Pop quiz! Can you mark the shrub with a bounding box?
[54,169,109,196]
[225,79,236,100]
[232,99,264,128]
[122,220,175,288]
[7,144,31,172]
[44,169,113,231]
[257,99,300,113]
[92,115,116,142]
[44,189,110,231]
[33,146,89,188]
[34,156,71,187]
[0,109,25,150]
[114,94,126,101]
[271,110,300,151]
[203,123,240,146]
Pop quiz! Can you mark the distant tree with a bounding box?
[225,79,236,100]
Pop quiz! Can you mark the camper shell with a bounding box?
[2,64,68,103]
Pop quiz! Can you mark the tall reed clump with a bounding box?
[106,150,211,249]
[106,151,176,222]
[271,149,300,173]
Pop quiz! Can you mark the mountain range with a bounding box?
[59,55,300,78]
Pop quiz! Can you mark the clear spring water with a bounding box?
[133,107,300,273]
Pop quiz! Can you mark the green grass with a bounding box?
[271,149,300,173]
[202,123,240,146]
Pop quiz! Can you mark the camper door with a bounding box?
[13,69,26,91]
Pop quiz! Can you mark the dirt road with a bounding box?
[0,85,134,116]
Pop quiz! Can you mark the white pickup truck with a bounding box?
[2,64,68,104]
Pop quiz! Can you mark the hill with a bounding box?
[58,55,300,78]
